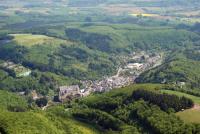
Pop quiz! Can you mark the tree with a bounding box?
[35,98,48,107]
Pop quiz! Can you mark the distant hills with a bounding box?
[1,0,199,7]
[68,0,200,7]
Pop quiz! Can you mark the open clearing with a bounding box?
[10,34,70,47]
[161,90,200,123]
[176,107,200,123]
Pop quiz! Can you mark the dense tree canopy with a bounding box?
[132,89,194,112]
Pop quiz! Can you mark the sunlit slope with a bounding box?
[0,32,119,79]
[0,111,100,134]
[11,34,70,47]
[0,90,100,134]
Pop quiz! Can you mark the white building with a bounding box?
[126,63,143,70]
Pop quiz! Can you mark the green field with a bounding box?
[11,34,71,47]
[176,109,200,123]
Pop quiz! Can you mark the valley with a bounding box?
[57,51,162,102]
[79,51,163,94]
[1,0,200,134]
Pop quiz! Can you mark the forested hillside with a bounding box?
[136,49,200,90]
[0,84,199,134]
[63,84,200,133]
[1,23,200,95]
[1,0,200,133]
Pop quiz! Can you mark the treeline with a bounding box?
[72,108,140,134]
[80,95,124,112]
[72,108,123,131]
[74,87,199,133]
[132,89,194,112]
[114,100,200,134]
[72,100,200,134]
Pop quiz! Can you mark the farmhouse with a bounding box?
[59,85,81,102]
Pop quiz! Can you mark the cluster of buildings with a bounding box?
[58,76,133,102]
[123,52,162,76]
[58,85,90,102]
[58,52,163,102]
[85,76,133,93]
[0,61,31,77]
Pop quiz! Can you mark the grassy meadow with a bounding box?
[176,109,200,123]
[10,34,71,47]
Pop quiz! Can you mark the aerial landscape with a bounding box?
[1,0,200,133]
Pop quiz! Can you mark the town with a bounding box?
[58,51,163,102]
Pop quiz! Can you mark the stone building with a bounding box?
[59,85,80,102]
